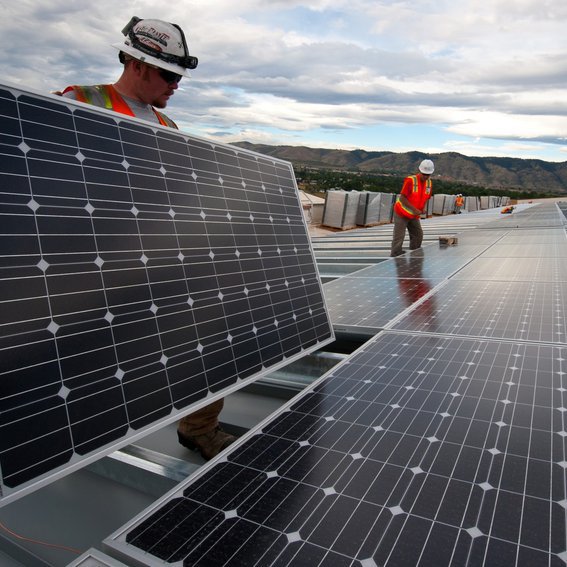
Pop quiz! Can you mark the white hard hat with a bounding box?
[419,159,435,175]
[112,17,198,78]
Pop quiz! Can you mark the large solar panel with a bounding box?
[106,202,567,566]
[0,84,333,505]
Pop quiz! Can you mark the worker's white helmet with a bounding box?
[419,159,435,175]
[112,17,198,78]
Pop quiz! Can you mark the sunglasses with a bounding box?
[157,68,183,84]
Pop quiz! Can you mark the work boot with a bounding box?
[177,426,237,461]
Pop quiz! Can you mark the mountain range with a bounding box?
[234,142,567,195]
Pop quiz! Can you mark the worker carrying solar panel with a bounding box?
[390,159,434,257]
[54,17,237,461]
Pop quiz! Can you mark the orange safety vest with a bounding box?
[455,195,464,207]
[61,84,178,129]
[394,175,432,219]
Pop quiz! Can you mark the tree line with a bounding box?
[295,166,555,200]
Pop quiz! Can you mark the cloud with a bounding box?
[2,0,567,160]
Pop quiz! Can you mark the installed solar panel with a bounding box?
[324,245,485,337]
[482,207,565,230]
[481,243,567,258]
[324,275,443,336]
[393,279,567,344]
[497,228,566,246]
[342,241,496,278]
[0,84,333,505]
[107,331,566,566]
[452,256,567,282]
[106,202,567,566]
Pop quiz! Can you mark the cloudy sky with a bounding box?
[3,0,567,161]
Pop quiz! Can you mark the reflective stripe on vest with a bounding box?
[395,197,417,218]
[408,175,432,195]
[62,84,178,129]
[394,174,432,218]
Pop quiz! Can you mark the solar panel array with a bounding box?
[0,84,333,505]
[107,202,567,566]
[324,234,502,338]
[323,273,444,336]
[393,279,567,343]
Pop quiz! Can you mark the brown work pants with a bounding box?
[390,212,423,257]
[178,399,224,437]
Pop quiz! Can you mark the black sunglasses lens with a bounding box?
[159,69,182,84]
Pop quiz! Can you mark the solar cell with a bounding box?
[0,84,333,504]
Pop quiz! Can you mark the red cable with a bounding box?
[0,520,82,555]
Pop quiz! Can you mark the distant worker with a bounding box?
[390,159,434,257]
[58,17,236,461]
[455,194,464,214]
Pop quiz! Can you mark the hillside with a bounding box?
[234,143,567,195]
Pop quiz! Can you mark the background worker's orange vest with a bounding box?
[394,175,432,219]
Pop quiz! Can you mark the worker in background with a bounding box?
[390,159,434,257]
[455,193,464,214]
[59,17,236,461]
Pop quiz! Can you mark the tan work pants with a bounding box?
[390,212,423,257]
[178,399,224,437]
